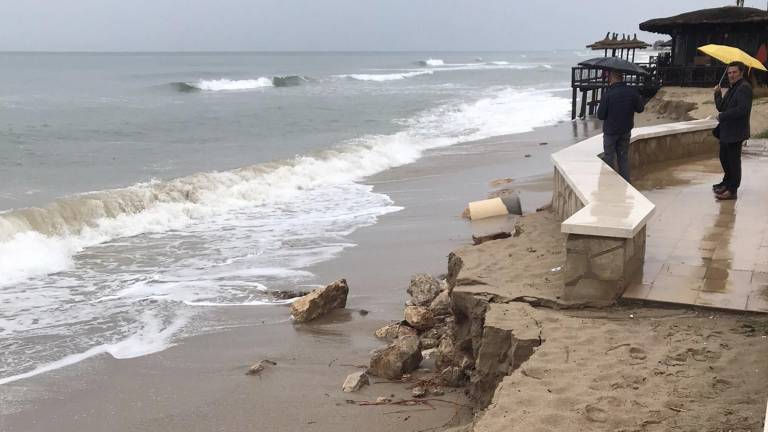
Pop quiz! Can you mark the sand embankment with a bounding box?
[639,86,768,137]
[441,209,768,432]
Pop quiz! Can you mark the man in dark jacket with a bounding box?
[713,61,753,200]
[597,70,645,181]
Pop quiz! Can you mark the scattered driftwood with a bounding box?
[351,398,472,408]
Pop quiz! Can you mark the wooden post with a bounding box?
[579,90,588,118]
[572,88,577,120]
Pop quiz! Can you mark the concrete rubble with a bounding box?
[290,279,349,323]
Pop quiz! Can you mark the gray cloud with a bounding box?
[0,0,755,51]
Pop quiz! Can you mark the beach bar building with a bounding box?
[639,6,768,86]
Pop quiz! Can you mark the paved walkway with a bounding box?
[623,139,768,313]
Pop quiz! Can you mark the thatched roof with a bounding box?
[587,33,651,50]
[640,6,768,34]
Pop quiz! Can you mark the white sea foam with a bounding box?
[335,70,434,82]
[0,312,187,386]
[419,58,444,66]
[186,77,273,91]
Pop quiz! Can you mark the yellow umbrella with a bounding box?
[698,44,767,71]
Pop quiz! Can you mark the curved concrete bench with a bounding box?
[551,119,718,305]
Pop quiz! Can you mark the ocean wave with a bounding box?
[0,86,571,288]
[334,70,434,82]
[174,75,310,92]
[406,62,552,72]
[417,58,444,67]
[181,77,274,91]
[272,75,309,87]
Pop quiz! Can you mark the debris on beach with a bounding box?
[411,386,427,398]
[342,371,370,393]
[272,289,311,300]
[472,231,511,245]
[246,359,277,376]
[290,279,349,323]
[369,335,423,379]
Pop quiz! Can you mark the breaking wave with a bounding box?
[0,86,571,288]
[335,70,434,82]
[417,58,444,66]
[175,75,309,92]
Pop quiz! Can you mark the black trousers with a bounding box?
[719,140,743,193]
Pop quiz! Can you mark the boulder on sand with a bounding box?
[407,273,442,306]
[290,279,349,323]
[404,305,434,330]
[369,335,423,379]
[342,371,370,392]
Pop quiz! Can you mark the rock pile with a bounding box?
[366,273,471,386]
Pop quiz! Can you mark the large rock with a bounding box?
[407,273,442,306]
[342,371,369,392]
[374,322,418,341]
[290,279,349,323]
[369,335,423,379]
[435,336,456,371]
[429,290,452,316]
[404,305,434,330]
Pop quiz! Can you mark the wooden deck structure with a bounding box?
[571,33,659,120]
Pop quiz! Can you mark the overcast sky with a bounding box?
[0,0,762,51]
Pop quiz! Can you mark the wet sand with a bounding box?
[0,120,600,432]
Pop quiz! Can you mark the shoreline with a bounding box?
[0,119,596,431]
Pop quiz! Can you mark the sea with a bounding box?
[0,50,657,385]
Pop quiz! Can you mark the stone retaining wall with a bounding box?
[552,125,717,305]
[563,226,646,305]
[551,168,584,222]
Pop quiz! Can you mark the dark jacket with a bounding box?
[715,78,752,143]
[597,82,645,135]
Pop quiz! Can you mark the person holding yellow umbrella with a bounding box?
[699,44,765,200]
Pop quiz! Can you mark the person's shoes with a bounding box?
[713,185,728,194]
[712,182,725,190]
[715,190,737,200]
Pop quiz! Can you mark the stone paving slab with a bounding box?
[623,139,768,313]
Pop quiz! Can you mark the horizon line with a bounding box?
[0,48,588,54]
